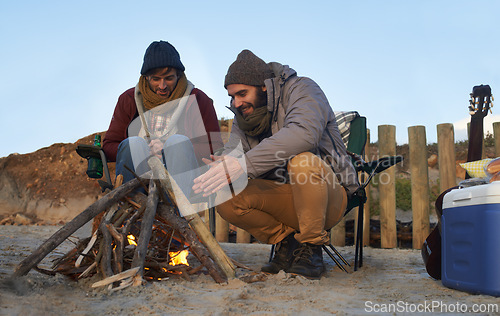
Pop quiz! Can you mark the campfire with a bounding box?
[49,196,195,285]
[12,157,238,290]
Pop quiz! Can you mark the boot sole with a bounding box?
[288,271,324,280]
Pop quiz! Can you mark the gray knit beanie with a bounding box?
[140,41,185,75]
[224,50,274,88]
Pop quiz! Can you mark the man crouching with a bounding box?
[193,50,359,279]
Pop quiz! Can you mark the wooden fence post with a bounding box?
[236,228,251,243]
[378,125,397,248]
[437,123,456,192]
[408,126,430,249]
[215,211,229,242]
[331,218,346,246]
[493,122,500,157]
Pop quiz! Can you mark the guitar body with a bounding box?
[422,186,457,279]
[422,84,492,279]
[421,226,441,279]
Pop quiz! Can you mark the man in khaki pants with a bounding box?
[193,50,359,279]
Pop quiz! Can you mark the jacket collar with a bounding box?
[264,62,297,116]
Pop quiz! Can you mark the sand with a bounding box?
[0,224,498,316]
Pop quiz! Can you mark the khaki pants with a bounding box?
[216,152,347,245]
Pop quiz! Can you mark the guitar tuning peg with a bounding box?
[492,96,495,101]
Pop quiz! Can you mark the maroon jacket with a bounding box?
[103,87,223,164]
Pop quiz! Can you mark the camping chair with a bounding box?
[266,111,403,272]
[326,111,403,272]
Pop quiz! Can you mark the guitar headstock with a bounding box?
[469,84,494,118]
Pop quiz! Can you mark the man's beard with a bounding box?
[155,87,171,98]
[239,88,268,117]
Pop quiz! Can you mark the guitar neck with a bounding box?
[466,85,492,164]
[467,116,485,163]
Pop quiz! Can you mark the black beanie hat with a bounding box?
[224,49,274,88]
[140,41,185,75]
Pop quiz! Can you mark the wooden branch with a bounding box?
[78,262,97,279]
[113,206,133,228]
[131,179,159,279]
[157,203,226,284]
[75,231,98,268]
[109,277,134,293]
[124,164,149,193]
[115,174,123,188]
[91,267,140,288]
[148,157,235,280]
[12,175,145,278]
[121,208,142,236]
[99,219,114,278]
[125,197,142,209]
[107,223,124,273]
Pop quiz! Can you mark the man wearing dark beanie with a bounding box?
[193,49,359,279]
[103,41,223,197]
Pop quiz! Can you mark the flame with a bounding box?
[127,234,137,246]
[169,250,189,266]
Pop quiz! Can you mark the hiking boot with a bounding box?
[287,242,325,279]
[261,233,299,274]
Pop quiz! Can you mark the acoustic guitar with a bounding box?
[421,84,492,279]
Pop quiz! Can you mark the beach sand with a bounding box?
[1,225,498,315]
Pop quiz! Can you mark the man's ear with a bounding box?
[261,86,267,92]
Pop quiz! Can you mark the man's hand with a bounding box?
[149,139,163,159]
[193,155,244,196]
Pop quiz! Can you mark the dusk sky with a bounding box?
[2,0,500,158]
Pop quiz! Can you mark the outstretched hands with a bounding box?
[192,155,244,196]
[149,138,163,159]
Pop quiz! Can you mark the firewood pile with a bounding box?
[11,157,237,290]
[49,194,197,286]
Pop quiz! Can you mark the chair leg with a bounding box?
[327,244,350,266]
[354,202,364,270]
[207,195,216,236]
[323,245,349,273]
[208,207,216,236]
[269,244,275,262]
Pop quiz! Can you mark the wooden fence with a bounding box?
[206,121,500,249]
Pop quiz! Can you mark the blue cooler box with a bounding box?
[442,181,500,297]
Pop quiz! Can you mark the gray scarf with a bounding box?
[228,105,271,137]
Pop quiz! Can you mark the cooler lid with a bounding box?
[443,181,500,209]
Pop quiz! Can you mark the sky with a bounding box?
[1,0,500,158]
